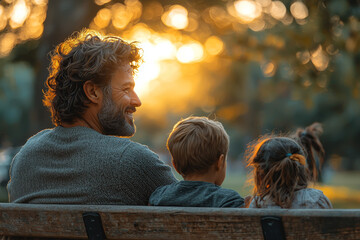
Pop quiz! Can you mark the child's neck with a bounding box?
[184,171,219,185]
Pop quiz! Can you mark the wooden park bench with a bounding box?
[0,203,359,239]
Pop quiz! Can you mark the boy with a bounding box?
[149,116,244,207]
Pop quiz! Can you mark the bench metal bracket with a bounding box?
[261,216,286,240]
[82,212,106,240]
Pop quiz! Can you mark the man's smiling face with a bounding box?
[98,64,142,137]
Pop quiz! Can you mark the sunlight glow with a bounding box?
[270,1,287,20]
[155,39,177,60]
[128,23,151,41]
[311,45,329,71]
[126,25,179,96]
[176,42,204,63]
[161,5,189,29]
[290,1,308,20]
[135,61,161,94]
[10,0,30,29]
[234,0,262,23]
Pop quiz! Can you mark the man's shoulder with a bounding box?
[120,139,157,158]
[24,128,54,146]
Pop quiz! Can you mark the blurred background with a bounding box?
[0,0,359,207]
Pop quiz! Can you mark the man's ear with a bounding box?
[83,81,103,104]
[216,154,225,170]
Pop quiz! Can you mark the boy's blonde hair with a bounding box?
[167,116,229,177]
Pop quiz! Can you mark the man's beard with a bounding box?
[98,89,136,137]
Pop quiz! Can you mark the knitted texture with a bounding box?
[249,188,333,209]
[7,126,177,205]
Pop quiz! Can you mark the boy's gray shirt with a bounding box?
[149,181,245,208]
[7,126,177,205]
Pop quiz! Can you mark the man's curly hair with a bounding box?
[43,29,142,126]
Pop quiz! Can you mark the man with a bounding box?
[7,29,177,205]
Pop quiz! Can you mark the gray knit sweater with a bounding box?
[7,126,177,205]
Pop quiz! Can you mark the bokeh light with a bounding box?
[0,33,17,57]
[255,0,271,7]
[261,62,276,77]
[311,45,329,71]
[290,1,309,20]
[10,0,30,29]
[95,0,111,6]
[296,50,311,64]
[110,3,131,30]
[32,0,48,5]
[176,42,204,63]
[142,1,163,20]
[161,5,189,29]
[205,36,224,56]
[93,8,111,29]
[249,19,266,31]
[233,0,262,23]
[0,6,7,31]
[209,6,232,29]
[270,1,286,20]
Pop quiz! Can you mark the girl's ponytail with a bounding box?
[295,123,325,181]
[255,153,307,208]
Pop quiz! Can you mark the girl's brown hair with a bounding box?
[246,136,310,208]
[43,29,142,126]
[292,122,325,181]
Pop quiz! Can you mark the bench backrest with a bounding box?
[0,203,359,239]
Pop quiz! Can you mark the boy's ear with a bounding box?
[216,154,225,170]
[83,81,103,104]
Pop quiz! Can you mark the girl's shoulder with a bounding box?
[292,188,333,209]
[248,188,333,209]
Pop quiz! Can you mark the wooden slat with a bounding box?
[0,204,359,239]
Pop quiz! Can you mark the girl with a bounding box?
[246,123,332,209]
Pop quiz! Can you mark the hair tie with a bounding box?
[289,154,306,166]
[286,153,292,157]
[301,131,307,137]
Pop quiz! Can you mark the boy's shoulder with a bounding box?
[214,185,245,208]
[149,181,244,208]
